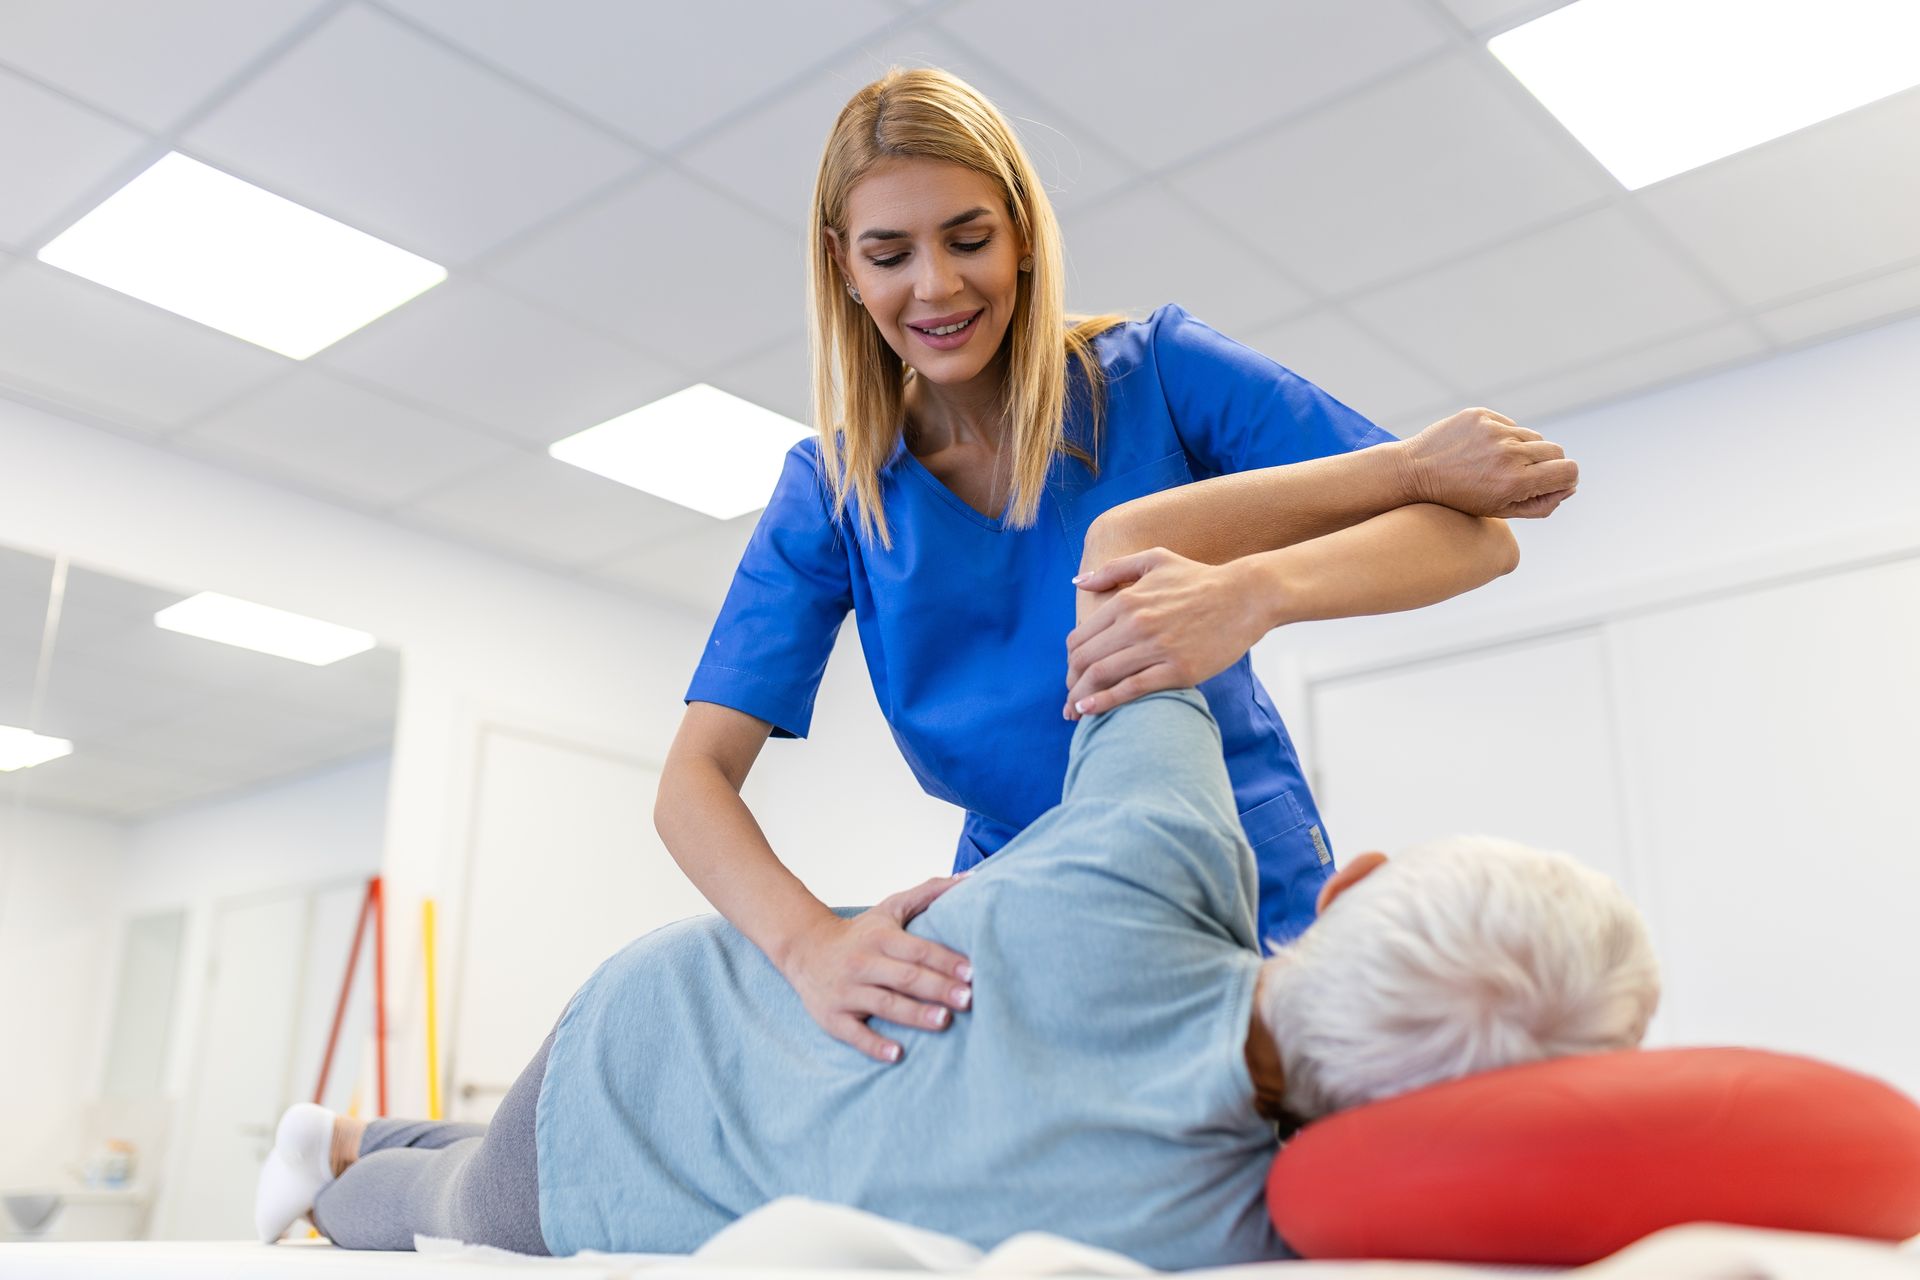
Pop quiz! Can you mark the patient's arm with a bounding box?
[1063,501,1518,715]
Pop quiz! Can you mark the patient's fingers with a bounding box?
[1064,610,1136,688]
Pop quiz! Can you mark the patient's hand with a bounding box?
[1401,408,1578,519]
[1063,549,1267,719]
[781,874,974,1063]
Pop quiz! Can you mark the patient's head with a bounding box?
[1258,836,1660,1124]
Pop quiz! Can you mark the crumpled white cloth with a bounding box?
[416,1195,1149,1274]
[414,1197,1920,1278]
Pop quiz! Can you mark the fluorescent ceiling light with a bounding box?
[1490,0,1920,190]
[37,152,446,359]
[550,383,811,519]
[0,725,72,773]
[154,593,376,666]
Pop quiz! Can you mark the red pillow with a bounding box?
[1267,1046,1920,1265]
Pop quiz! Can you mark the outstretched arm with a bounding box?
[1063,494,1525,718]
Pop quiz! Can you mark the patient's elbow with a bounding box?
[1081,507,1143,578]
[1488,518,1521,577]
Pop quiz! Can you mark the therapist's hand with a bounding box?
[1400,408,1579,519]
[781,875,974,1064]
[1064,549,1267,720]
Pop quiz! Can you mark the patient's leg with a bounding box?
[309,1027,552,1254]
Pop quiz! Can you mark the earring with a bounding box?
[1019,255,1033,271]
[845,280,862,304]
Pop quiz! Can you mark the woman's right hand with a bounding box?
[780,874,974,1063]
[1400,407,1580,519]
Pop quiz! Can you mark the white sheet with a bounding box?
[1,1199,1914,1279]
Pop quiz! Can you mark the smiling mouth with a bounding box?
[909,310,982,336]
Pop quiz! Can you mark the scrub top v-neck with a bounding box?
[686,302,1399,945]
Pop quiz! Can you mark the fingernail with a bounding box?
[1070,573,1084,585]
[956,962,972,981]
[953,985,972,1009]
[925,1007,949,1028]
[956,869,974,880]
[1075,699,1093,714]
[885,1045,902,1063]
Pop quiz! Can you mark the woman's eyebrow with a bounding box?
[857,206,991,244]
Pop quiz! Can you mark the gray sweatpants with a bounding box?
[309,1028,553,1254]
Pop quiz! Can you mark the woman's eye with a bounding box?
[870,238,992,269]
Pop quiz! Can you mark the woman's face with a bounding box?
[828,156,1029,390]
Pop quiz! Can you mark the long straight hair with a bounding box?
[808,66,1130,549]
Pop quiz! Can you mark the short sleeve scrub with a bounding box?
[686,303,1399,944]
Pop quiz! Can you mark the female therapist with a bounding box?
[654,67,1577,1064]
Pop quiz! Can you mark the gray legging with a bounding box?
[309,1027,552,1254]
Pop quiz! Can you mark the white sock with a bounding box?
[253,1102,337,1244]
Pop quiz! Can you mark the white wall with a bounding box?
[0,802,124,1185]
[1254,313,1920,1094]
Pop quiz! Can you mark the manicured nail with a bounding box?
[885,1045,902,1062]
[1071,573,1084,584]
[956,869,974,879]
[925,1007,949,1028]
[956,962,972,981]
[953,985,972,1009]
[1075,699,1094,714]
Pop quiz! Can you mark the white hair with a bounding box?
[1259,835,1660,1123]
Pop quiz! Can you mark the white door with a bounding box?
[160,879,364,1239]
[449,727,699,1122]
[1608,557,1920,1096]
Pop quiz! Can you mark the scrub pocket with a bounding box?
[1057,449,1193,543]
[1238,789,1330,948]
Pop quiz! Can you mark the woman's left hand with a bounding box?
[1063,549,1267,720]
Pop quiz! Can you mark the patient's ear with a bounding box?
[1316,851,1388,916]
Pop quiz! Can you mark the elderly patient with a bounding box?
[257,687,1659,1267]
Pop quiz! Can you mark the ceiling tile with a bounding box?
[486,167,800,370]
[1483,321,1767,425]
[10,748,226,821]
[398,452,712,568]
[1061,183,1311,333]
[176,368,523,509]
[1237,309,1458,428]
[61,611,326,692]
[0,69,154,248]
[1757,260,1920,349]
[706,334,813,426]
[1346,207,1732,393]
[0,0,326,132]
[110,695,367,778]
[315,277,688,445]
[1170,52,1612,297]
[384,0,900,152]
[28,648,212,743]
[588,516,760,618]
[678,25,1135,229]
[182,4,646,265]
[0,259,288,430]
[1636,86,1920,308]
[938,0,1450,173]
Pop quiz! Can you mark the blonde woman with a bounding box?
[655,68,1578,1064]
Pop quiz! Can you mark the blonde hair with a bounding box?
[1260,836,1661,1122]
[808,66,1130,549]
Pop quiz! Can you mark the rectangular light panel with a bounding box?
[38,152,446,359]
[1490,0,1920,190]
[0,724,73,773]
[550,383,811,519]
[155,593,377,666]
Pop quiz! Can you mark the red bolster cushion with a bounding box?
[1266,1046,1920,1265]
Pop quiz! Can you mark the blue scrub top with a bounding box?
[687,302,1399,944]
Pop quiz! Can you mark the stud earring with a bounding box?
[1019,255,1033,271]
[845,281,862,304]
